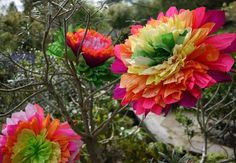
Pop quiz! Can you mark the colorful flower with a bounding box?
[111,7,236,115]
[67,28,114,67]
[0,103,83,163]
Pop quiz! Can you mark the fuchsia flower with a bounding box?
[111,7,236,115]
[67,28,114,67]
[0,103,83,163]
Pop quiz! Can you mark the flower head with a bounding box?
[112,7,236,115]
[0,103,83,163]
[67,28,114,67]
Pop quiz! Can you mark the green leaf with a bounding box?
[176,30,188,45]
[132,48,156,59]
[161,32,175,50]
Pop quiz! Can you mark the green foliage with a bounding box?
[206,153,227,163]
[175,111,195,138]
[47,27,77,61]
[47,28,118,87]
[77,59,118,87]
[108,3,134,29]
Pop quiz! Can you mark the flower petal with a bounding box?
[111,58,127,74]
[165,6,178,17]
[208,70,232,82]
[114,84,126,99]
[179,92,197,108]
[192,7,206,28]
[207,54,234,72]
[203,10,225,33]
[205,33,236,53]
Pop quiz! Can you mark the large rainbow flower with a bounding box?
[0,103,83,163]
[67,28,114,67]
[111,7,236,115]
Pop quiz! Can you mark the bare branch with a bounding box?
[0,89,46,117]
[93,105,128,137]
[84,78,120,104]
[0,82,44,92]
[203,84,221,108]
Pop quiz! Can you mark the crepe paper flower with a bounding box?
[66,28,114,67]
[111,6,236,116]
[0,103,83,163]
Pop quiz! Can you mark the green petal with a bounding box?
[12,129,61,163]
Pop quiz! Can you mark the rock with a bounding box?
[140,112,234,157]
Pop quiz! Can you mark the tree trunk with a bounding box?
[85,137,104,163]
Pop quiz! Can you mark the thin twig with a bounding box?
[85,78,120,103]
[0,89,46,117]
[93,105,128,137]
[203,84,221,108]
[0,82,44,92]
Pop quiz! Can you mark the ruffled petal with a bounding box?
[114,84,126,99]
[207,54,234,72]
[192,7,206,28]
[165,6,178,17]
[179,92,198,108]
[205,33,236,53]
[208,70,232,82]
[111,58,128,74]
[130,25,143,35]
[203,10,225,33]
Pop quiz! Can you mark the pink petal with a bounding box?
[179,92,198,108]
[4,125,17,136]
[114,45,121,59]
[205,33,236,52]
[208,70,232,82]
[11,111,27,122]
[142,98,155,109]
[207,54,234,72]
[133,99,145,115]
[111,58,127,74]
[157,12,164,20]
[34,104,45,118]
[203,10,225,33]
[0,135,7,146]
[163,94,179,104]
[179,9,185,13]
[194,72,216,88]
[192,7,206,28]
[188,86,201,99]
[165,6,178,17]
[113,84,126,99]
[130,25,143,35]
[187,77,195,90]
[221,36,236,53]
[151,104,162,115]
[25,103,37,119]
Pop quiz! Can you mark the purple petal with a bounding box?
[221,35,236,53]
[111,58,127,74]
[113,84,126,99]
[203,10,225,33]
[208,70,232,82]
[163,105,171,116]
[179,92,198,108]
[82,53,110,67]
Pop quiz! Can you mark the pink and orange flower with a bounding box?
[67,28,114,67]
[0,103,83,163]
[111,7,236,115]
